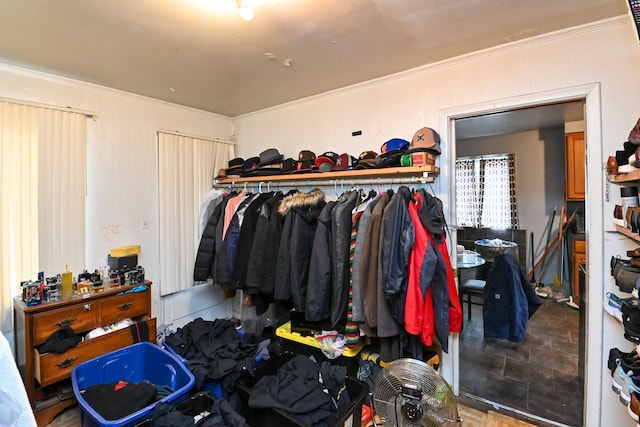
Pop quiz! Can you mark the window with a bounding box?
[455,153,519,229]
[157,131,234,296]
[0,101,88,334]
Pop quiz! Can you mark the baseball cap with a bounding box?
[354,151,378,169]
[334,153,357,171]
[316,151,339,172]
[409,127,441,154]
[298,150,316,162]
[380,138,409,154]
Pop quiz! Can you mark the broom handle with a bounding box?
[528,209,577,278]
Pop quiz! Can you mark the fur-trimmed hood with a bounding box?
[277,188,326,216]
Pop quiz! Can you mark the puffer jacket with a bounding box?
[330,190,360,328]
[193,195,225,282]
[274,189,326,311]
[305,201,337,322]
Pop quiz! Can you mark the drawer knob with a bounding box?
[56,357,77,369]
[118,302,133,311]
[56,317,77,327]
[83,304,92,311]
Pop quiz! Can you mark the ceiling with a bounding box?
[0,0,628,117]
[455,101,586,140]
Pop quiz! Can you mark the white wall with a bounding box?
[231,17,640,427]
[0,64,234,345]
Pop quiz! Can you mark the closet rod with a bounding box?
[214,175,434,190]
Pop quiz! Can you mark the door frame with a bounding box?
[438,83,602,424]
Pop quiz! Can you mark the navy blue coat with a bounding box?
[483,253,542,342]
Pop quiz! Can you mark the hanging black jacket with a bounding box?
[245,192,286,314]
[305,201,337,322]
[380,186,415,328]
[193,193,234,282]
[212,192,240,286]
[231,192,274,289]
[330,190,360,327]
[274,189,326,311]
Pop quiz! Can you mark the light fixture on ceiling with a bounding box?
[236,0,254,21]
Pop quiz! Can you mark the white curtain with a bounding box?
[455,154,519,229]
[0,101,87,335]
[158,131,234,296]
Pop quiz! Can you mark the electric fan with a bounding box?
[371,358,461,426]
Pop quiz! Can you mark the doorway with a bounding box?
[438,86,602,425]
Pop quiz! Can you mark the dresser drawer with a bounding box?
[32,302,98,345]
[99,290,149,325]
[34,317,156,387]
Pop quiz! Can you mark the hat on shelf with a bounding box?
[316,151,339,172]
[334,153,357,171]
[630,118,640,144]
[354,151,378,169]
[225,157,244,174]
[380,138,409,154]
[298,150,316,162]
[408,127,441,154]
[238,156,260,176]
[257,148,284,167]
[377,138,409,168]
[292,159,317,173]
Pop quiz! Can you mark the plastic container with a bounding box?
[275,320,363,376]
[134,391,220,427]
[71,342,195,427]
[236,351,369,427]
[61,265,73,300]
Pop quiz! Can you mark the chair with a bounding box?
[459,279,486,320]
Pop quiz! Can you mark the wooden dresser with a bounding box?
[13,281,156,426]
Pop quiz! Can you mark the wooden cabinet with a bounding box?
[566,132,586,200]
[572,239,586,304]
[13,281,156,426]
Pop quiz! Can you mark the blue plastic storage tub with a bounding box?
[71,342,195,427]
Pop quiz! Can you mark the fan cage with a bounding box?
[372,358,459,426]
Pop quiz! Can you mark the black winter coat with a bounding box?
[193,193,232,282]
[231,192,274,289]
[305,201,337,322]
[245,192,286,313]
[274,189,326,311]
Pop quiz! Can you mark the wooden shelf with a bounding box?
[614,224,640,243]
[215,165,439,185]
[611,170,640,183]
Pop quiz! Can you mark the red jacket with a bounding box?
[404,192,463,352]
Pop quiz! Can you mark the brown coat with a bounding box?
[359,192,391,336]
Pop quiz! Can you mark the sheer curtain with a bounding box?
[158,131,234,296]
[0,101,87,335]
[455,154,518,229]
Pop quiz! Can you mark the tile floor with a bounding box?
[459,297,583,427]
